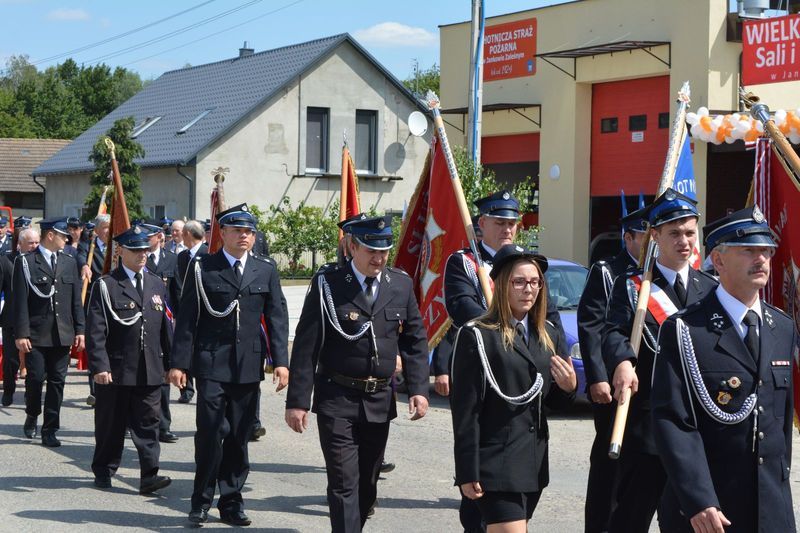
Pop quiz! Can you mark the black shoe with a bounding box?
[2,391,13,407]
[140,475,171,495]
[86,394,96,407]
[379,461,395,473]
[159,431,179,443]
[178,391,194,404]
[188,508,208,524]
[220,510,251,526]
[94,477,112,489]
[41,433,61,447]
[249,425,266,441]
[23,415,37,439]
[367,503,376,518]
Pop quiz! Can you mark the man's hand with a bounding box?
[73,334,85,352]
[168,369,187,389]
[612,360,638,404]
[589,381,613,404]
[94,371,112,385]
[434,375,450,397]
[690,507,730,533]
[408,395,428,420]
[15,338,32,354]
[81,265,92,282]
[273,366,289,392]
[460,481,484,500]
[395,355,403,374]
[285,408,309,433]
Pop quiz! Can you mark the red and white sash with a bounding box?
[629,275,680,326]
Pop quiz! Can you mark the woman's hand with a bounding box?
[551,355,577,392]
[460,481,484,500]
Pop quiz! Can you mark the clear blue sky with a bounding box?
[0,0,577,81]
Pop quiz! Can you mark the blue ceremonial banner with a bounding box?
[673,135,696,200]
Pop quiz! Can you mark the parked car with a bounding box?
[544,258,589,401]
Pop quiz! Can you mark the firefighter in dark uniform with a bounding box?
[578,206,647,532]
[86,225,173,494]
[652,206,796,533]
[141,222,180,444]
[602,189,718,532]
[442,191,567,533]
[13,217,85,447]
[0,216,11,255]
[285,215,430,533]
[169,203,289,527]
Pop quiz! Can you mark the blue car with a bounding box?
[544,258,589,401]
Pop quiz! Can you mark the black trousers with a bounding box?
[92,383,161,479]
[159,383,172,433]
[585,400,619,533]
[192,379,259,513]
[608,450,666,533]
[2,328,19,394]
[317,412,390,533]
[24,345,70,435]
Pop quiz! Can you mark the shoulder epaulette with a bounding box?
[387,266,409,276]
[252,254,274,265]
[143,270,161,281]
[315,262,338,275]
[675,299,704,318]
[626,268,645,278]
[693,269,719,284]
[763,301,791,320]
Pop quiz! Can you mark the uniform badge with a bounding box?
[764,309,774,327]
[128,302,135,309]
[134,226,142,234]
[710,312,725,330]
[385,273,391,282]
[717,391,732,406]
[242,204,249,212]
[348,311,359,321]
[378,219,385,230]
[345,273,353,283]
[502,192,510,200]
[728,376,741,389]
[151,294,163,311]
[753,205,765,223]
[665,190,676,201]
[771,360,791,367]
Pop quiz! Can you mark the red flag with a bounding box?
[395,136,469,348]
[103,145,131,274]
[340,146,361,235]
[208,186,224,254]
[753,138,800,429]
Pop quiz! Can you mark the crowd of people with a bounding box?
[0,185,795,532]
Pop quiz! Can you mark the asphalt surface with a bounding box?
[0,282,798,531]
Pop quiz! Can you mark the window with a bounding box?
[600,117,618,133]
[177,109,214,134]
[355,110,377,174]
[629,114,647,131]
[148,205,166,219]
[658,112,670,129]
[131,116,162,138]
[306,107,329,173]
[4,191,43,210]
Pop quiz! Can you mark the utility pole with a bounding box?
[466,0,485,171]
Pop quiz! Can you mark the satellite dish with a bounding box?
[408,111,428,137]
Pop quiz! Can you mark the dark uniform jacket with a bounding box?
[0,253,12,329]
[171,250,289,384]
[451,322,574,493]
[652,292,796,532]
[254,230,270,258]
[286,262,429,423]
[145,248,178,292]
[13,249,84,347]
[602,263,717,454]
[0,234,11,256]
[169,243,208,315]
[577,251,637,386]
[77,238,107,284]
[86,267,173,386]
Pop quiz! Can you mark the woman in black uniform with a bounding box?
[451,244,576,533]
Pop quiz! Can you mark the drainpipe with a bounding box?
[32,174,46,217]
[176,164,195,218]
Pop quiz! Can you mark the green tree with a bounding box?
[403,63,439,98]
[32,71,87,138]
[452,144,500,211]
[85,117,146,222]
[0,88,36,137]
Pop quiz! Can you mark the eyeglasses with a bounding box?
[510,277,543,290]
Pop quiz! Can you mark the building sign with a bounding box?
[631,131,644,143]
[483,18,537,82]
[743,14,800,85]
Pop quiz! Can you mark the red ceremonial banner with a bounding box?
[339,146,361,239]
[753,139,800,428]
[743,14,800,85]
[483,17,537,82]
[394,136,469,348]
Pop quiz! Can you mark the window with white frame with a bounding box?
[306,107,329,173]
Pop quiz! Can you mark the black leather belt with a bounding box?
[329,372,389,393]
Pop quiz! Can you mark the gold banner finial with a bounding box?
[104,137,116,158]
[211,166,229,185]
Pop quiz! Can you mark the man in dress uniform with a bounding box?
[169,203,289,526]
[285,215,430,533]
[442,191,566,533]
[0,216,11,255]
[652,206,796,533]
[78,214,110,285]
[578,206,647,532]
[167,219,186,255]
[602,188,718,532]
[13,217,85,446]
[86,225,173,494]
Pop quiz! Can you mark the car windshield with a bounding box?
[545,264,588,310]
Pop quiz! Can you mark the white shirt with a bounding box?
[38,245,58,269]
[171,241,186,254]
[482,242,498,259]
[716,284,762,340]
[351,263,382,298]
[189,241,203,258]
[656,261,689,292]
[121,264,145,290]
[149,249,160,267]
[222,249,247,275]
[512,315,529,344]
[95,237,106,253]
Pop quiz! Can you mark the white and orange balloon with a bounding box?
[686,107,800,145]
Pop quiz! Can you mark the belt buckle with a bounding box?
[364,378,378,393]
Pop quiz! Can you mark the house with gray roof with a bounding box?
[34,33,431,220]
[0,138,71,219]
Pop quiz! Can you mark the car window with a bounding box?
[545,265,588,310]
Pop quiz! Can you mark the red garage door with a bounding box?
[591,76,669,196]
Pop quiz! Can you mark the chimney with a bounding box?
[239,41,254,58]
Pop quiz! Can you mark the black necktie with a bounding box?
[743,310,760,362]
[365,276,377,306]
[515,322,526,344]
[50,253,57,273]
[673,275,687,307]
[134,272,143,299]
[233,260,242,283]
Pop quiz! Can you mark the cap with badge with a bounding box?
[14,216,32,229]
[489,244,549,279]
[0,216,8,227]
[474,191,520,220]
[113,225,152,250]
[348,216,393,250]
[216,203,256,229]
[39,217,70,236]
[703,205,777,251]
[203,219,212,232]
[139,221,163,236]
[621,206,649,233]
[337,212,368,233]
[645,188,699,227]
